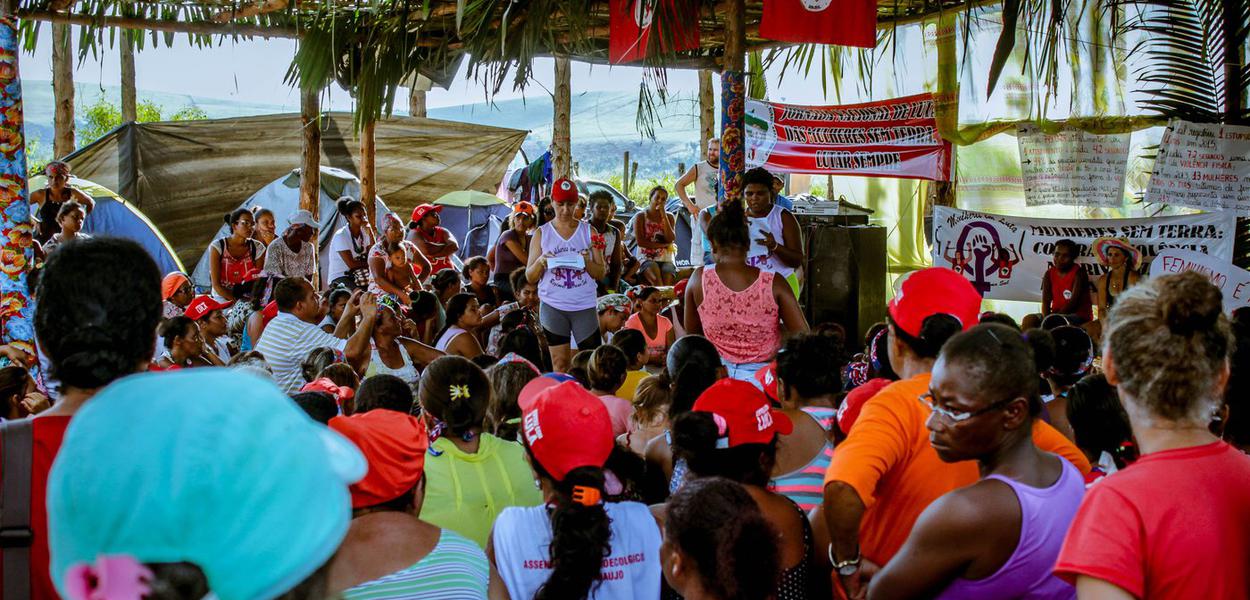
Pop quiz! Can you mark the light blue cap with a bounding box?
[47,369,366,600]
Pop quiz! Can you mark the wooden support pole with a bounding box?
[552,55,572,180]
[360,119,377,206]
[718,0,746,205]
[52,22,74,159]
[0,12,35,352]
[623,151,630,195]
[120,32,137,123]
[678,162,686,177]
[19,9,300,38]
[698,69,715,150]
[299,89,321,218]
[409,88,427,118]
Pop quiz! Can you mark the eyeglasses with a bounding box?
[918,392,1016,423]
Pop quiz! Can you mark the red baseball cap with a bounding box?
[261,300,279,326]
[329,410,428,508]
[409,204,442,225]
[517,373,578,412]
[302,377,355,406]
[521,381,614,481]
[692,379,792,447]
[887,267,983,338]
[184,295,233,321]
[754,361,779,402]
[838,378,892,435]
[551,178,578,204]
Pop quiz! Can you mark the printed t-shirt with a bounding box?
[618,370,649,402]
[327,226,373,283]
[340,529,488,600]
[492,501,662,600]
[420,433,543,548]
[0,415,71,600]
[823,372,1091,565]
[254,312,348,394]
[1054,441,1250,599]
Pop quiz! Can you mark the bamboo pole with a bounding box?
[300,88,321,218]
[52,22,74,159]
[360,119,377,207]
[1224,0,1246,125]
[718,0,746,205]
[698,69,715,151]
[20,9,299,38]
[120,32,137,123]
[0,10,35,353]
[552,55,572,180]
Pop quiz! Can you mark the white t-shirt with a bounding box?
[255,312,348,393]
[326,226,373,283]
[493,502,662,600]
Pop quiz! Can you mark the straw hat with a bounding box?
[1092,237,1142,267]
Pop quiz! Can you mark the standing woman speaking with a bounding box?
[526,178,606,373]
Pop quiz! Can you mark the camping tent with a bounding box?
[29,175,183,275]
[191,167,392,290]
[431,191,511,260]
[64,113,527,267]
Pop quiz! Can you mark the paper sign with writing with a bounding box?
[1145,120,1250,214]
[1150,248,1250,313]
[1017,125,1129,207]
[932,206,1236,301]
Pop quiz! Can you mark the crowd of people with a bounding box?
[0,156,1247,600]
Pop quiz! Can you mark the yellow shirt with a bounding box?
[618,370,649,401]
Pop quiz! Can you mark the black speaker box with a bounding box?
[800,222,888,345]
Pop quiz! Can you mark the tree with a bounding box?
[77,97,209,147]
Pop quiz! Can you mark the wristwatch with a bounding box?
[829,544,862,576]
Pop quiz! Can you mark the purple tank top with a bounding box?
[537,221,597,312]
[933,457,1084,600]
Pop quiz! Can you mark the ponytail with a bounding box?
[671,411,776,486]
[530,461,612,600]
[707,197,750,252]
[336,197,365,218]
[889,313,962,359]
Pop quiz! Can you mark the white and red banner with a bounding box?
[932,207,1236,301]
[744,94,952,181]
[1151,248,1250,313]
[608,0,700,64]
[760,0,877,48]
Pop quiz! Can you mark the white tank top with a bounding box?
[693,161,720,210]
[435,326,467,352]
[746,203,795,278]
[367,343,419,389]
[492,502,662,600]
[538,221,598,312]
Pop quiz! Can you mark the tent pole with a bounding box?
[718,0,746,205]
[0,8,35,352]
[300,88,321,219]
[552,55,572,180]
[360,119,376,206]
[52,22,75,159]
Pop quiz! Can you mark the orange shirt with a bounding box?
[823,373,1090,565]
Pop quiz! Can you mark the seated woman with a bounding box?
[435,293,485,359]
[416,357,543,548]
[369,240,422,305]
[623,286,674,372]
[327,397,489,598]
[632,187,678,286]
[328,198,377,291]
[154,316,222,370]
[366,297,444,391]
[488,380,663,599]
[491,202,536,301]
[251,206,278,248]
[464,256,501,311]
[263,210,318,282]
[209,208,267,301]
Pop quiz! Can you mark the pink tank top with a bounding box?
[697,266,780,364]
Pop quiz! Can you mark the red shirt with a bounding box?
[0,415,72,599]
[1055,441,1250,598]
[1045,266,1092,321]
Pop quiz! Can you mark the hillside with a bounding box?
[20,80,710,179]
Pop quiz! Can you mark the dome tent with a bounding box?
[29,175,183,275]
[428,190,511,260]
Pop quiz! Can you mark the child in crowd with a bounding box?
[586,344,635,436]
[610,328,650,401]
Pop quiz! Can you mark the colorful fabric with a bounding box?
[718,70,746,205]
[263,237,316,281]
[607,0,700,64]
[341,529,489,600]
[697,266,780,364]
[770,413,836,512]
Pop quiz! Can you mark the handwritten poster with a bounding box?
[1017,125,1129,207]
[1146,120,1250,214]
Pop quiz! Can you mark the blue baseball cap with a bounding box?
[47,370,366,600]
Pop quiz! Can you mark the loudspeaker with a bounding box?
[801,224,888,345]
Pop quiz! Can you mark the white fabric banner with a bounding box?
[932,207,1237,301]
[1146,120,1250,214]
[1017,125,1129,207]
[1150,248,1250,313]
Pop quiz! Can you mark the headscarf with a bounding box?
[160,273,190,301]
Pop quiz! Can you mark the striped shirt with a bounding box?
[770,406,837,512]
[254,312,347,393]
[341,529,489,600]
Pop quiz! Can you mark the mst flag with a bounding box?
[609,0,700,64]
[760,0,877,48]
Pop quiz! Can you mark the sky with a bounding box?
[18,23,845,112]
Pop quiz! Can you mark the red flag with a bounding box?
[609,0,700,64]
[760,0,877,48]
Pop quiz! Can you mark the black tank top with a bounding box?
[36,187,72,245]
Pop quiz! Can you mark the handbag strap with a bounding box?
[1,418,35,599]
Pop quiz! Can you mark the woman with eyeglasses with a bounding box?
[868,324,1085,599]
[525,178,607,373]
